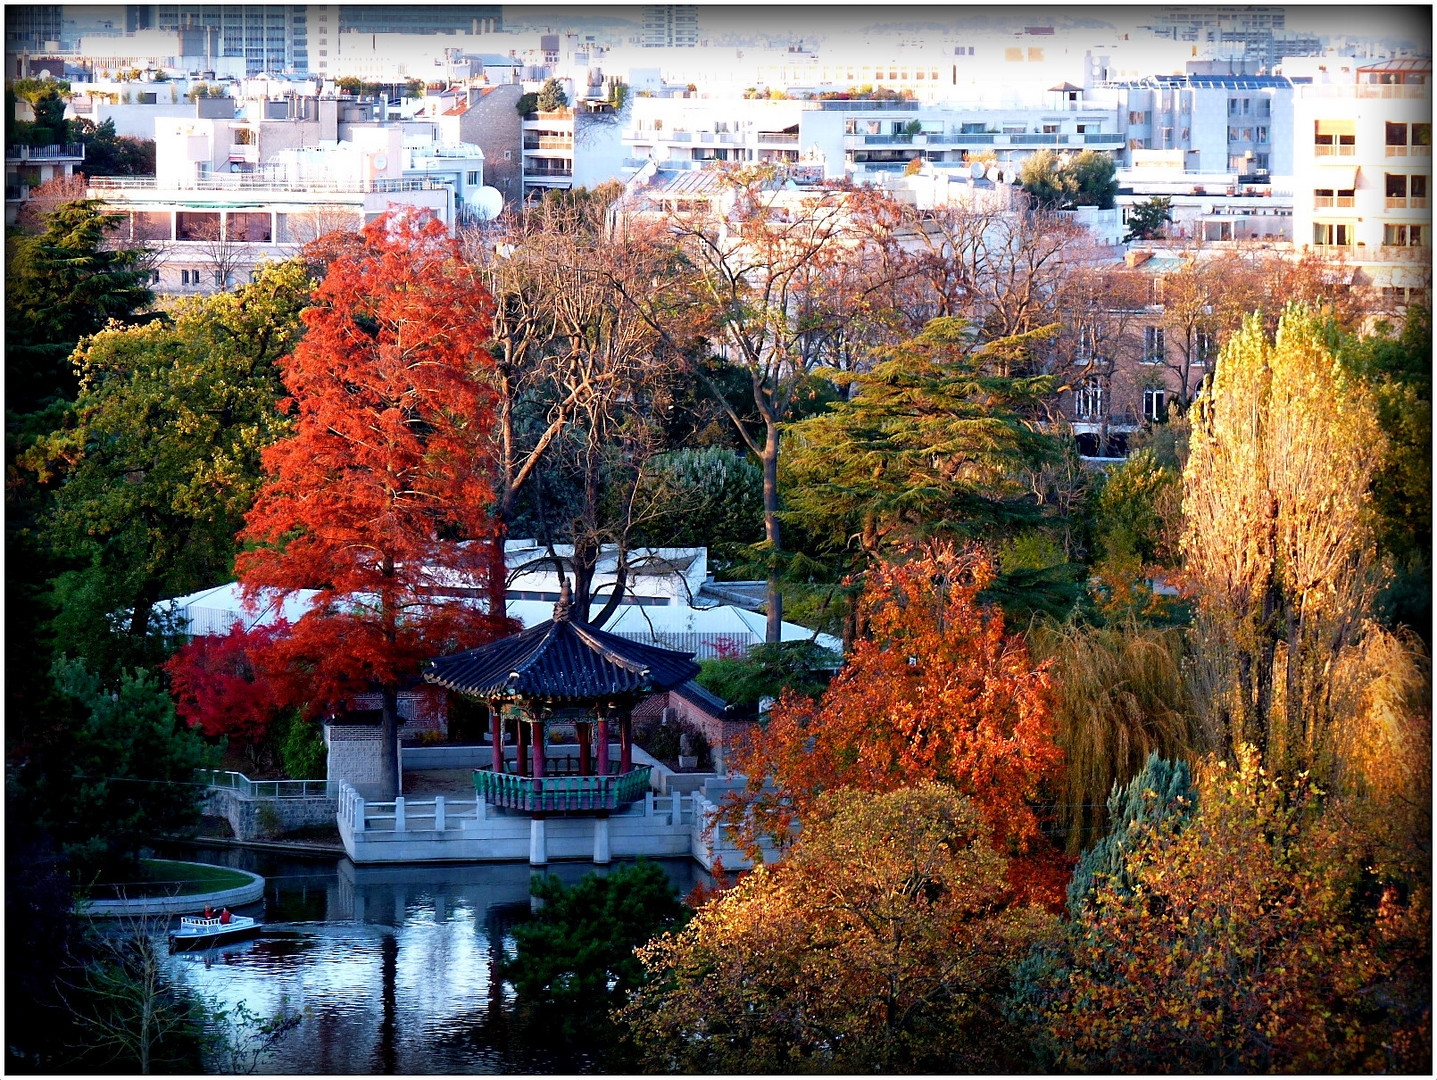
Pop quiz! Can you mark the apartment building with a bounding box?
[621,93,1127,184]
[84,94,467,293]
[1291,57,1432,306]
[123,4,314,75]
[1107,71,1296,178]
[640,5,700,49]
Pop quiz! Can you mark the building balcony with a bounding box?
[1313,144,1357,157]
[1386,144,1432,158]
[6,142,85,163]
[90,175,449,196]
[523,136,574,150]
[1314,195,1357,208]
[1366,244,1432,262]
[1386,196,1429,209]
[472,764,652,813]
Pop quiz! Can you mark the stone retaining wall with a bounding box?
[205,787,336,841]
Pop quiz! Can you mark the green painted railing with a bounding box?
[473,766,652,813]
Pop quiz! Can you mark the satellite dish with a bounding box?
[969,161,985,180]
[986,164,999,181]
[468,185,505,220]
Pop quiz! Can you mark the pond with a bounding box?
[153,843,711,1073]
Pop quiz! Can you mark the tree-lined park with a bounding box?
[5,168,1430,1072]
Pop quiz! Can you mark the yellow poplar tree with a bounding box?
[1181,307,1385,778]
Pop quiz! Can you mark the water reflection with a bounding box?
[157,844,710,1073]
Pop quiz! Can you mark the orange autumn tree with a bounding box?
[721,544,1061,858]
[237,210,509,797]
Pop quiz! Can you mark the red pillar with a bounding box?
[532,721,545,779]
[517,719,529,777]
[490,707,503,774]
[596,718,610,776]
[620,713,632,773]
[578,722,592,776]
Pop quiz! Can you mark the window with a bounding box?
[1143,387,1167,422]
[1388,172,1410,202]
[1195,328,1215,365]
[1383,224,1426,246]
[1313,222,1353,246]
[1386,121,1430,155]
[1255,126,1268,143]
[466,170,480,185]
[214,270,226,287]
[1074,376,1103,419]
[1315,119,1356,156]
[1076,325,1096,360]
[1143,327,1165,364]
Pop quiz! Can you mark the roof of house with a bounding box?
[672,678,731,717]
[425,587,701,702]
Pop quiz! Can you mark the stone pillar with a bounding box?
[596,718,610,776]
[593,814,611,864]
[490,708,503,774]
[393,796,406,833]
[434,795,446,832]
[529,815,547,866]
[517,719,529,777]
[620,713,633,773]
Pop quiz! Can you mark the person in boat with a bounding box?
[219,908,232,925]
[203,904,215,919]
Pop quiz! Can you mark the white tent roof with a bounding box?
[163,585,841,654]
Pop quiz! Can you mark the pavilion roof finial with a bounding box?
[553,578,573,623]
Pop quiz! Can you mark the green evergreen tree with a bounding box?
[1065,751,1197,916]
[10,658,216,885]
[536,78,568,112]
[5,199,155,409]
[1123,195,1173,242]
[498,861,688,1034]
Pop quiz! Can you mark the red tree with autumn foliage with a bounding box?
[236,210,509,796]
[164,622,284,755]
[721,544,1063,867]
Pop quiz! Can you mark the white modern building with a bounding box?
[1291,56,1432,305]
[620,93,1129,185]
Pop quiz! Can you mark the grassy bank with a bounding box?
[88,859,252,900]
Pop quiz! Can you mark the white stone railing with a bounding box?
[338,780,697,837]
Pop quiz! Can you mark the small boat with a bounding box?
[169,913,261,951]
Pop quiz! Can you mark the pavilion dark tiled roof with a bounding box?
[425,617,701,702]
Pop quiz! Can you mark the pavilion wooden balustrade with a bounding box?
[473,765,654,813]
